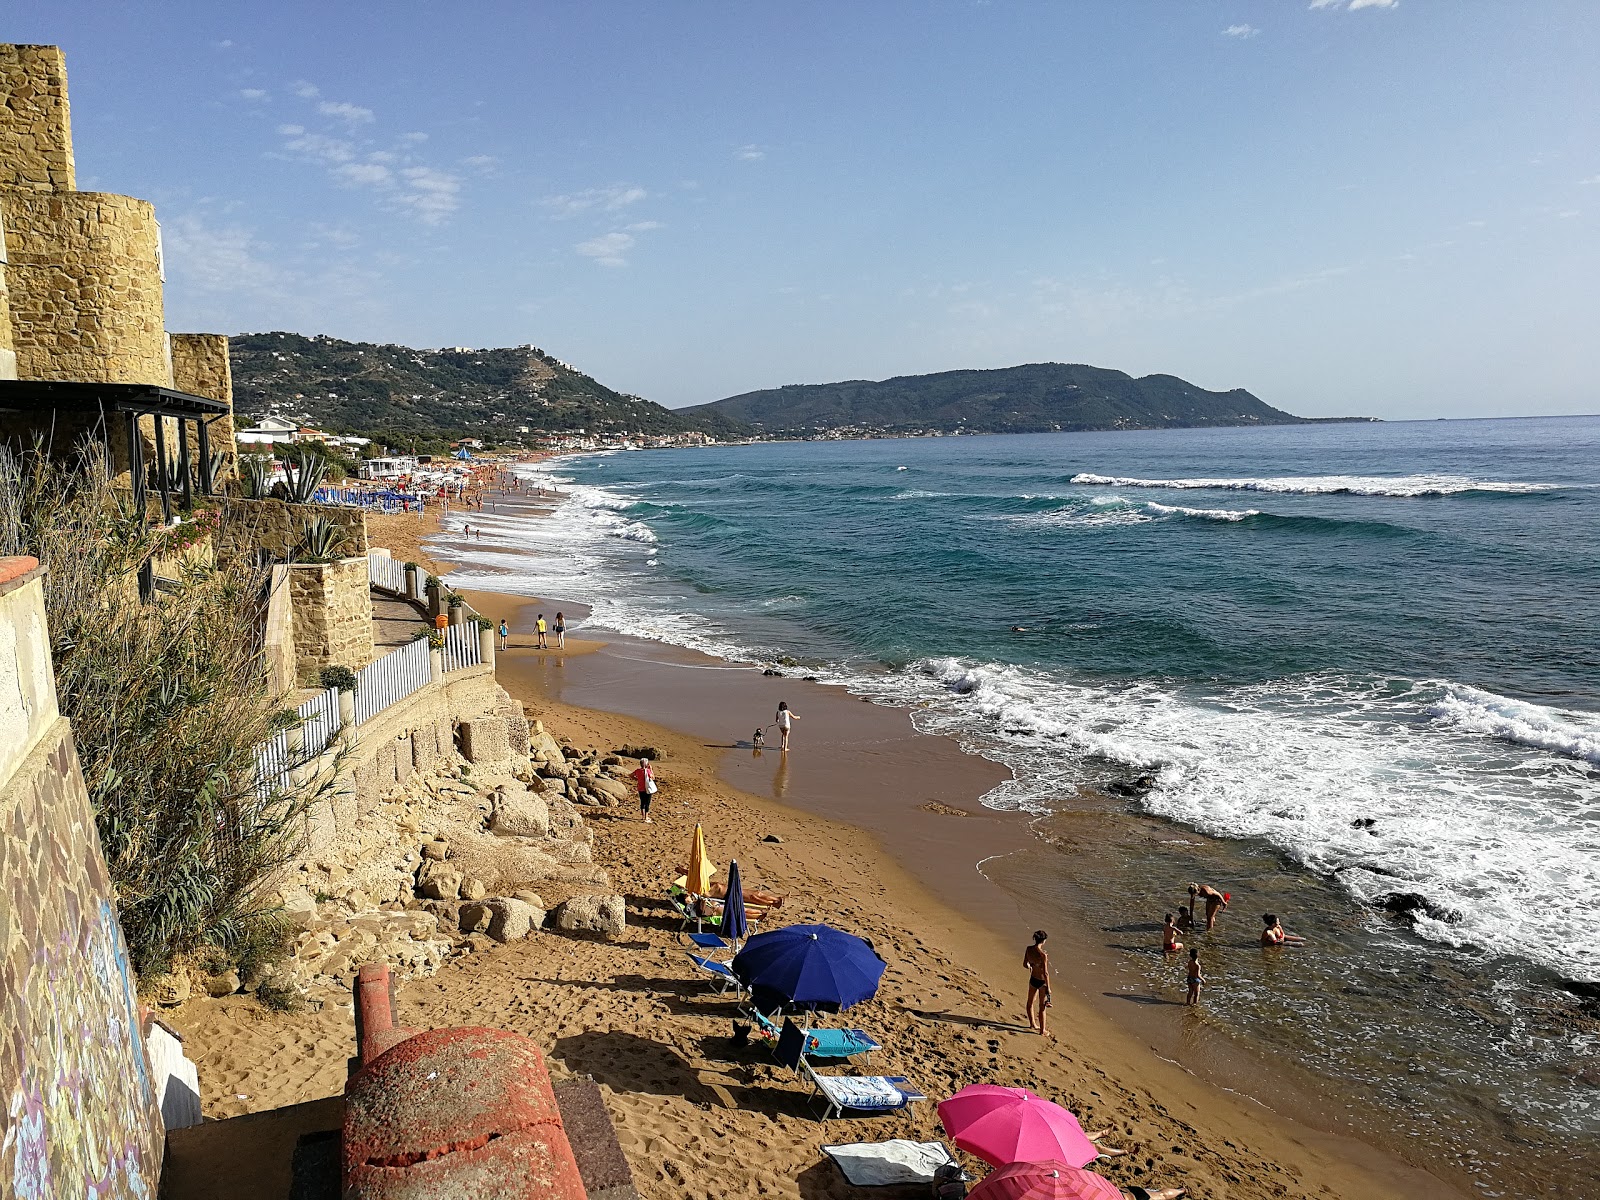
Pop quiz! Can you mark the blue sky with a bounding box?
[13,2,1598,417]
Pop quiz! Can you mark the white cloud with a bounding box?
[401,131,429,144]
[461,155,498,172]
[734,144,765,161]
[1580,175,1600,186]
[395,166,461,224]
[542,185,648,217]
[575,231,634,267]
[1558,209,1580,219]
[239,88,271,102]
[625,220,664,232]
[319,100,375,124]
[290,80,320,99]
[1224,24,1260,37]
[334,162,393,187]
[1310,0,1397,8]
[280,130,357,164]
[276,123,304,136]
[161,213,282,293]
[215,39,234,50]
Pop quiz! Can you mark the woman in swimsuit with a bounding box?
[1024,930,1052,1037]
[1189,881,1229,929]
[1260,913,1304,946]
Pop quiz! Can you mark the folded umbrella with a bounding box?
[967,1160,1121,1200]
[731,924,886,1011]
[937,1085,1097,1169]
[719,858,749,945]
[685,823,714,898]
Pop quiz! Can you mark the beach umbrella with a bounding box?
[685,824,714,897]
[730,924,886,1011]
[937,1085,1097,1169]
[967,1161,1120,1200]
[719,858,749,946]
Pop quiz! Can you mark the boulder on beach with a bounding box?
[490,790,550,838]
[553,894,627,940]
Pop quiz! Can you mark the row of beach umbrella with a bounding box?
[683,826,1125,1199]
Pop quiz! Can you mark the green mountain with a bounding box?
[683,362,1308,436]
[229,332,749,444]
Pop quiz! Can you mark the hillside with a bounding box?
[683,362,1307,436]
[229,332,749,443]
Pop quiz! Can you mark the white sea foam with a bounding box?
[1071,472,1559,497]
[1143,501,1260,521]
[996,497,1257,528]
[854,659,1600,982]
[1428,684,1600,766]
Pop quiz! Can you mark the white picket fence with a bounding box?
[352,637,433,725]
[254,686,343,797]
[254,618,487,795]
[441,622,482,672]
[368,551,407,595]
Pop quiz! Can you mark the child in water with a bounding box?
[1162,913,1183,954]
[1186,948,1203,1005]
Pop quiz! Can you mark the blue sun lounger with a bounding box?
[745,1007,882,1063]
[775,1021,923,1120]
[687,952,741,995]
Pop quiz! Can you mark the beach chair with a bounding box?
[686,953,741,996]
[682,930,730,954]
[667,888,708,933]
[775,1021,924,1120]
[745,1006,881,1062]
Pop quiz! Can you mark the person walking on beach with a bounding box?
[1188,882,1229,929]
[1162,913,1183,954]
[1186,948,1203,1006]
[631,757,656,823]
[554,611,566,648]
[775,701,798,751]
[535,614,548,648]
[498,618,509,651]
[1024,930,1052,1036]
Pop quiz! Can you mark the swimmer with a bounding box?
[1175,905,1194,933]
[1260,913,1305,947]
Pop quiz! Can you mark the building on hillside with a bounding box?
[235,415,300,446]
[0,43,239,519]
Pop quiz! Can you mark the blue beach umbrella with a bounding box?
[719,859,749,946]
[731,924,886,1011]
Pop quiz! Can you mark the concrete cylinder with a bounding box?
[343,1028,586,1200]
[428,647,443,682]
[479,625,495,671]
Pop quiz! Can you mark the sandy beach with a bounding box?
[166,489,1471,1200]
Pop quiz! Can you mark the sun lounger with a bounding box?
[683,931,729,953]
[822,1140,959,1187]
[687,952,741,995]
[745,1007,881,1061]
[775,1021,923,1120]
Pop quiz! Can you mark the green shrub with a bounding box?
[0,443,341,981]
[318,665,357,692]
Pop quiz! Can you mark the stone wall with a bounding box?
[1,190,169,386]
[0,558,165,1198]
[216,494,369,564]
[170,332,237,481]
[0,45,76,193]
[263,565,297,700]
[286,556,375,684]
[1,218,15,379]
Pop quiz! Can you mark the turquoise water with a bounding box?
[444,418,1600,1194]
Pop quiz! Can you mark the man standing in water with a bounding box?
[775,701,798,750]
[1024,930,1052,1036]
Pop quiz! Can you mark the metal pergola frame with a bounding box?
[0,379,232,523]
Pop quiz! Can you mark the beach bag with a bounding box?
[930,1162,967,1200]
[645,776,657,794]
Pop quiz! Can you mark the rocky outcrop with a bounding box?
[552,894,627,941]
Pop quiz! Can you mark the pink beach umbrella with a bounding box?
[967,1160,1121,1200]
[937,1085,1097,1169]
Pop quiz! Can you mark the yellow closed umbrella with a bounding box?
[686,823,715,897]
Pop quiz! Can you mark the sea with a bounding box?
[442,416,1600,1197]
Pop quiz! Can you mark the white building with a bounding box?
[234,416,300,446]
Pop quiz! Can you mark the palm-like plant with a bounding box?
[241,455,275,499]
[282,446,328,505]
[295,516,343,563]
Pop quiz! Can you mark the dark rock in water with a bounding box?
[802,675,818,682]
[762,668,782,676]
[1378,892,1458,925]
[1351,817,1377,829]
[1106,774,1157,799]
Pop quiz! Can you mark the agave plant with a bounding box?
[241,455,275,499]
[295,515,343,563]
[282,446,328,505]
